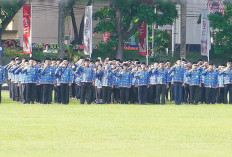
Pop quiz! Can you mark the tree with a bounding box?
[94,0,178,60]
[0,0,27,64]
[207,1,232,54]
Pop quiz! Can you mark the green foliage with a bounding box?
[150,29,171,54]
[208,2,232,54]
[0,0,19,29]
[98,38,117,53]
[93,0,178,58]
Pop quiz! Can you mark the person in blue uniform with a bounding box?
[148,61,158,103]
[185,63,201,104]
[116,63,132,104]
[135,62,149,105]
[152,61,168,104]
[9,57,21,101]
[220,60,232,104]
[168,59,185,105]
[98,64,113,104]
[76,58,95,104]
[22,57,38,104]
[202,63,219,104]
[217,64,225,103]
[39,58,55,104]
[0,63,5,103]
[55,58,72,104]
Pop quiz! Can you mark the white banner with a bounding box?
[84,6,93,56]
[23,3,32,54]
[201,8,211,59]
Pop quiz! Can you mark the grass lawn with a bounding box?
[0,91,232,157]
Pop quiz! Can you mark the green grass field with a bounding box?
[0,91,232,157]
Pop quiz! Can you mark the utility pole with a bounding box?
[180,0,187,60]
[58,0,66,59]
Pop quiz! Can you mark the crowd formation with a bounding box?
[1,56,232,105]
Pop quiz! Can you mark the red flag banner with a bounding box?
[103,32,110,42]
[23,3,32,54]
[138,21,147,56]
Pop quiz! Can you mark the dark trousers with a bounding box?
[25,83,35,103]
[102,86,112,104]
[8,80,12,98]
[217,87,224,103]
[138,85,148,104]
[156,84,166,104]
[120,87,130,104]
[13,83,19,101]
[112,88,120,103]
[35,85,42,103]
[22,84,26,103]
[60,83,69,104]
[184,83,190,103]
[170,84,175,101]
[80,82,93,104]
[224,84,232,104]
[130,85,138,104]
[199,83,206,103]
[75,84,81,99]
[19,82,23,102]
[0,84,2,103]
[165,82,171,101]
[69,83,76,98]
[54,85,61,103]
[148,85,156,103]
[174,82,183,105]
[205,87,217,104]
[95,87,102,102]
[189,85,199,104]
[41,84,53,104]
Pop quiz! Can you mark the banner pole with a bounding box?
[146,24,148,65]
[30,2,32,57]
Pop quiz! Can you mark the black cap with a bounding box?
[209,62,214,66]
[123,63,129,67]
[44,58,51,61]
[29,57,35,61]
[63,57,68,61]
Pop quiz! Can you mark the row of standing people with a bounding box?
[3,57,232,105]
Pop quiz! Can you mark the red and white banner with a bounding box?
[84,6,93,56]
[201,8,211,59]
[103,32,110,42]
[206,0,225,16]
[138,21,147,56]
[23,3,32,54]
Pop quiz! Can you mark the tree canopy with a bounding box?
[93,0,178,59]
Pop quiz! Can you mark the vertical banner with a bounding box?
[103,32,110,42]
[84,6,93,57]
[23,3,32,54]
[138,21,147,56]
[206,0,225,16]
[201,8,211,60]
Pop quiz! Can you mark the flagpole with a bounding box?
[146,24,149,65]
[90,5,93,59]
[30,2,32,57]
